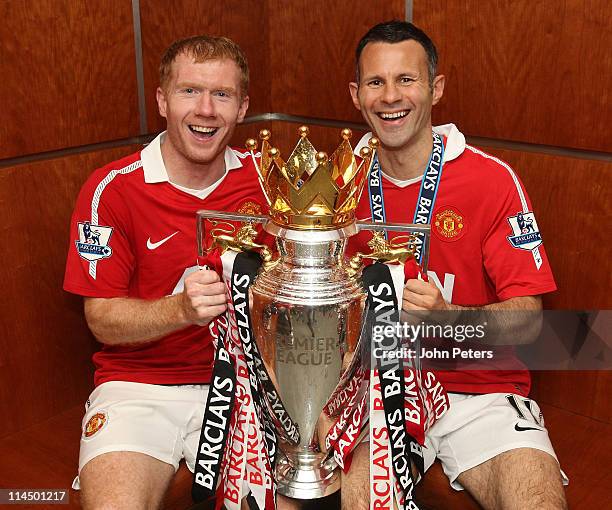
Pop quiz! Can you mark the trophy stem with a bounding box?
[276,453,340,499]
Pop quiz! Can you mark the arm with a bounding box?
[85,268,227,345]
[402,279,543,345]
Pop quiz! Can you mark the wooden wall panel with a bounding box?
[0,1,139,160]
[268,0,405,121]
[414,1,612,152]
[531,371,611,423]
[140,0,269,134]
[0,145,140,438]
[477,146,611,309]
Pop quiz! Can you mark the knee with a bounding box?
[523,484,568,510]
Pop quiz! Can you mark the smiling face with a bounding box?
[350,40,444,153]
[156,54,249,177]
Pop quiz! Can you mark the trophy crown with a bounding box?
[246,126,378,229]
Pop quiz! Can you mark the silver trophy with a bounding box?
[197,127,429,500]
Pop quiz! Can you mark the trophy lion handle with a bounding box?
[348,231,416,274]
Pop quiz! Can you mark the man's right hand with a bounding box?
[181,269,228,326]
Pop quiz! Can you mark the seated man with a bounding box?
[343,20,568,510]
[64,35,267,509]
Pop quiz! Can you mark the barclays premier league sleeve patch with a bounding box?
[75,221,113,262]
[507,211,543,269]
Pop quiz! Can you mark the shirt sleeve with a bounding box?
[481,165,557,301]
[63,172,135,298]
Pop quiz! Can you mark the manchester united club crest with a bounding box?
[75,221,113,261]
[83,410,108,439]
[237,200,262,216]
[434,208,465,241]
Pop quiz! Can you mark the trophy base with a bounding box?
[275,455,340,499]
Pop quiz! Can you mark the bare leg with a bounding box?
[341,442,370,510]
[456,448,567,510]
[276,494,302,509]
[80,451,175,510]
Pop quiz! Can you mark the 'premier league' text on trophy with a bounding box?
[196,126,431,502]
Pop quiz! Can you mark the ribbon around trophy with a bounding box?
[193,247,449,510]
[193,248,280,510]
[321,261,450,510]
[192,126,450,510]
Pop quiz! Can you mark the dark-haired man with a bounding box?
[345,20,568,510]
[64,36,267,509]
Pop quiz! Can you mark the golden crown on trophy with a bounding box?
[245,126,378,229]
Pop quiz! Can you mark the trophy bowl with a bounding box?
[250,223,365,498]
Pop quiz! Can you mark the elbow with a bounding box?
[514,298,543,345]
[506,295,543,345]
[523,296,543,345]
[518,311,543,345]
[84,298,118,345]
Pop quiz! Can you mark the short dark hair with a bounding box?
[159,35,249,96]
[355,20,438,87]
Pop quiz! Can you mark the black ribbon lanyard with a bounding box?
[193,252,275,503]
[363,263,422,509]
[367,131,445,265]
[229,252,279,495]
[192,301,236,502]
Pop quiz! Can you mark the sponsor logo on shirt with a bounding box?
[428,271,456,303]
[433,207,466,242]
[75,221,113,262]
[146,231,180,250]
[506,211,543,251]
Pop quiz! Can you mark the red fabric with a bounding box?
[64,146,268,386]
[349,129,557,396]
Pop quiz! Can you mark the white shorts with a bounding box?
[73,381,209,489]
[422,392,569,490]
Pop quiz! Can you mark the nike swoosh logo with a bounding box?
[147,231,179,250]
[514,423,544,432]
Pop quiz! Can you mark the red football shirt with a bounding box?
[64,133,269,386]
[349,124,557,396]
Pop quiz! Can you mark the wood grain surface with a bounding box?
[414,0,612,152]
[531,370,611,423]
[0,145,140,438]
[0,1,139,159]
[268,0,405,121]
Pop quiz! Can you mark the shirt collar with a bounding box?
[432,123,465,162]
[141,131,243,184]
[353,123,466,163]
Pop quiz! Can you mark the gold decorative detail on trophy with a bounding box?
[348,231,416,273]
[246,126,378,229]
[209,221,274,265]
